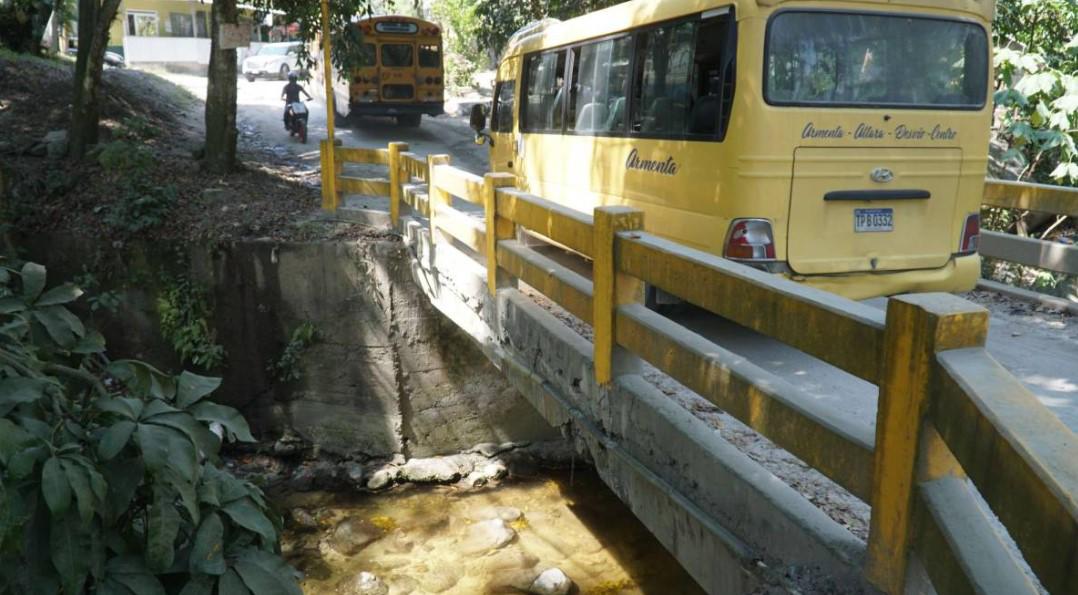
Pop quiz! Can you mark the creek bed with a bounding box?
[277,469,706,595]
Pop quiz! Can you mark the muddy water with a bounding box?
[279,470,706,595]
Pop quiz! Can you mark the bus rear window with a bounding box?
[381,44,414,67]
[765,11,988,109]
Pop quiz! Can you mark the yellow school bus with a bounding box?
[472,0,992,300]
[323,16,445,127]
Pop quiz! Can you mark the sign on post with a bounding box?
[218,22,251,49]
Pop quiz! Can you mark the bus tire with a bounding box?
[396,114,421,128]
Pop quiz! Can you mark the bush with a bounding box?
[157,276,227,371]
[0,260,298,595]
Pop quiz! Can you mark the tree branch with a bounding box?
[42,363,109,398]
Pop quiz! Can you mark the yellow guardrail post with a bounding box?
[593,206,644,385]
[427,154,451,240]
[865,293,988,593]
[318,0,338,212]
[388,142,409,227]
[483,173,517,295]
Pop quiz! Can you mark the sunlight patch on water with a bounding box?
[279,471,705,595]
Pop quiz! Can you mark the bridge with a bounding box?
[315,139,1077,594]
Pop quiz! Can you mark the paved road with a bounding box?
[164,72,1078,433]
[162,74,490,174]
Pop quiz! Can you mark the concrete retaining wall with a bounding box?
[19,234,558,458]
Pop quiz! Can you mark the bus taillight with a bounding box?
[724,219,776,261]
[959,213,980,254]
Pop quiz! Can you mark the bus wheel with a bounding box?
[396,114,421,128]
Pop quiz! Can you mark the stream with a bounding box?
[277,469,707,595]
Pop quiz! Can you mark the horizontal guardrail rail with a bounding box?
[322,141,1077,594]
[981,180,1078,276]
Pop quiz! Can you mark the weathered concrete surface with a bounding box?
[19,234,557,457]
[398,217,878,594]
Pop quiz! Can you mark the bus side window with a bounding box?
[567,36,632,133]
[492,81,515,133]
[522,51,567,133]
[630,9,736,139]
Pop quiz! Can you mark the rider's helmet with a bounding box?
[288,71,298,82]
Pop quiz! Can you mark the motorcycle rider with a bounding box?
[282,71,312,131]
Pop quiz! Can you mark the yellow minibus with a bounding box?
[470,0,992,300]
[319,16,445,127]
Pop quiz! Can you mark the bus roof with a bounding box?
[354,14,440,30]
[503,0,994,57]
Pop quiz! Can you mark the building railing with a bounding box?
[323,143,1077,594]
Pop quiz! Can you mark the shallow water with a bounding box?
[279,470,707,595]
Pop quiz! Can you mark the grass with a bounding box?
[0,47,72,70]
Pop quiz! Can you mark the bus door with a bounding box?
[416,40,443,105]
[379,40,417,103]
[490,57,521,175]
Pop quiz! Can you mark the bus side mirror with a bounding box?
[469,103,487,132]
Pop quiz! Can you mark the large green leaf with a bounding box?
[161,466,199,523]
[147,412,220,460]
[59,459,95,524]
[95,397,144,421]
[221,498,277,546]
[233,548,301,595]
[8,444,47,479]
[0,296,27,314]
[189,401,255,443]
[41,457,71,516]
[146,483,181,573]
[104,555,166,595]
[135,423,197,481]
[218,569,251,595]
[0,418,32,465]
[31,307,81,350]
[72,330,106,355]
[35,284,83,307]
[20,263,46,302]
[102,457,144,525]
[177,574,215,595]
[189,512,226,575]
[140,398,180,420]
[0,377,49,415]
[50,508,91,595]
[97,420,136,460]
[108,360,175,401]
[176,371,221,409]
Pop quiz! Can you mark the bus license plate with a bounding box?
[854,208,893,232]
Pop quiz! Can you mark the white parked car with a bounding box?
[242,42,302,81]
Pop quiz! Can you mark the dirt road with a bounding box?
[162,74,489,174]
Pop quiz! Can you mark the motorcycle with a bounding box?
[285,101,308,143]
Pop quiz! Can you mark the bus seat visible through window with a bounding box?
[576,102,609,132]
[690,95,719,134]
[604,96,626,131]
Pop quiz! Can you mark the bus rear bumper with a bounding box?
[349,102,445,117]
[792,254,981,300]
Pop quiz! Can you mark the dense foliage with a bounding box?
[472,0,621,57]
[0,261,299,594]
[992,0,1078,184]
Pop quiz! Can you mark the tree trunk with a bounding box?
[204,0,239,173]
[69,0,121,158]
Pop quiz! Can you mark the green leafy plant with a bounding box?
[73,270,122,316]
[157,276,226,371]
[96,140,176,234]
[267,322,319,383]
[992,0,1078,184]
[0,260,300,595]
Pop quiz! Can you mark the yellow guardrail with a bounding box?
[981,180,1078,275]
[324,143,1077,594]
